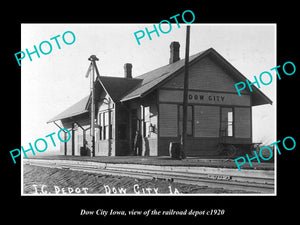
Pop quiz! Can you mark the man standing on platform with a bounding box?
[133,130,142,156]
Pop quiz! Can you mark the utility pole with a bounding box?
[87,55,99,157]
[181,25,191,159]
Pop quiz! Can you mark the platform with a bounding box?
[23,156,275,194]
[24,155,274,170]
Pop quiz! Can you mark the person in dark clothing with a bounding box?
[133,130,142,156]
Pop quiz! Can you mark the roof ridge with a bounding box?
[99,75,142,80]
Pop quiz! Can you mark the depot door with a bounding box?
[130,109,142,150]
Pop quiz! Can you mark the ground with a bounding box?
[23,165,256,194]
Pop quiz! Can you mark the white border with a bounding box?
[21,23,277,197]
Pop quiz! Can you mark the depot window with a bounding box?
[220,107,233,137]
[98,111,112,140]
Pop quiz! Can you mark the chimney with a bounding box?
[124,63,132,78]
[169,41,180,64]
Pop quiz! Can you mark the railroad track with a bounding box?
[23,159,275,194]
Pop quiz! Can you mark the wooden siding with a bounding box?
[194,105,220,137]
[158,137,251,156]
[159,89,250,106]
[141,93,158,139]
[140,92,158,156]
[98,93,113,112]
[149,104,158,138]
[234,107,251,138]
[96,140,115,156]
[159,104,178,137]
[147,138,158,156]
[162,57,239,93]
[95,92,116,156]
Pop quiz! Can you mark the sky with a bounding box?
[21,23,276,153]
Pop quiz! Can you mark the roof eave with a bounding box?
[47,110,89,123]
[252,92,273,106]
[120,94,141,102]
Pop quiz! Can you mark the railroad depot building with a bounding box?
[48,42,272,157]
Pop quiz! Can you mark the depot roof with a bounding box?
[120,48,272,106]
[120,50,205,102]
[47,95,90,123]
[97,76,142,102]
[48,48,272,123]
